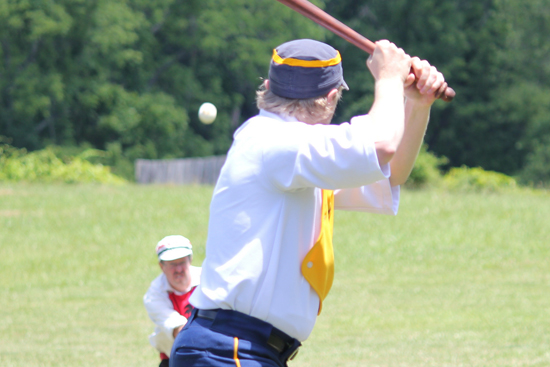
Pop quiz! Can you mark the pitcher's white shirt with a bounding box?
[190,110,400,341]
[144,266,202,357]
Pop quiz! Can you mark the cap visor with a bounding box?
[159,248,192,261]
[341,79,349,91]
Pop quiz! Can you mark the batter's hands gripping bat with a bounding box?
[275,0,455,102]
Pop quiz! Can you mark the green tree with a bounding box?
[2,0,549,186]
[493,0,550,184]
[0,0,73,148]
[325,0,550,185]
[0,0,327,166]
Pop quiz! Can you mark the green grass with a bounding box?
[1,184,549,366]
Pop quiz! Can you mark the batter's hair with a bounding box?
[256,81,343,123]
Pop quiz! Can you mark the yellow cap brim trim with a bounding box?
[272,49,342,68]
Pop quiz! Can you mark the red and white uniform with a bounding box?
[144,266,201,358]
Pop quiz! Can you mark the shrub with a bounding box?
[443,166,517,193]
[47,143,135,181]
[0,140,126,184]
[405,145,447,188]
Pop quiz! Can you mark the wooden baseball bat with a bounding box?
[275,0,455,102]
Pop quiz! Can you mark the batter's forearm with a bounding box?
[389,98,431,186]
[368,79,406,166]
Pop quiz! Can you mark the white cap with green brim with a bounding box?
[155,235,193,261]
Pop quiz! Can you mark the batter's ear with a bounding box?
[264,79,270,90]
[327,88,339,105]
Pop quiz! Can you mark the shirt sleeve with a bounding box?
[334,182,400,215]
[190,266,202,287]
[262,116,388,191]
[143,279,187,339]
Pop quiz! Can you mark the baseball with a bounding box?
[198,102,217,124]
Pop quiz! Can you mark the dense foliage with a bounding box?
[0,0,548,185]
[0,139,125,183]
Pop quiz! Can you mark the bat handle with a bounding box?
[335,37,458,102]
[345,41,455,102]
[409,67,455,102]
[435,82,455,102]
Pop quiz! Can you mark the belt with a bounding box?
[196,309,300,361]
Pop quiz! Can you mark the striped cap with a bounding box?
[155,235,193,261]
[268,39,349,99]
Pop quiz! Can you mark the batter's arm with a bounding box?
[389,57,445,186]
[365,41,410,167]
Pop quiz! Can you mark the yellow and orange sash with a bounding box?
[301,189,335,314]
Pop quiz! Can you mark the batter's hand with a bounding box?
[367,40,411,84]
[404,57,446,106]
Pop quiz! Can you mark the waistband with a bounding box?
[195,308,301,363]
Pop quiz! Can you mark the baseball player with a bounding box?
[170,39,445,367]
[143,235,201,367]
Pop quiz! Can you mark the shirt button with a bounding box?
[307,261,313,268]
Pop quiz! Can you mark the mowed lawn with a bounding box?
[0,183,549,367]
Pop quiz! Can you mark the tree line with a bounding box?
[0,0,548,185]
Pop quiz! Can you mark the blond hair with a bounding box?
[256,82,343,123]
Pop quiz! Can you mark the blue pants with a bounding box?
[170,309,301,367]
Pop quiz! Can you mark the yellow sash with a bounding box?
[301,189,335,315]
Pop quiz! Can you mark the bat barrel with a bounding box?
[276,0,375,54]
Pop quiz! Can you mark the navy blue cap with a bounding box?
[268,39,349,99]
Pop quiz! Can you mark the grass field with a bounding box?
[1,183,549,366]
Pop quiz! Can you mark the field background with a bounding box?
[1,183,549,367]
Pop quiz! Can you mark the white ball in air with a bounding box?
[198,102,217,124]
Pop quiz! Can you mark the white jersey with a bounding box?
[190,110,399,341]
[143,266,201,357]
